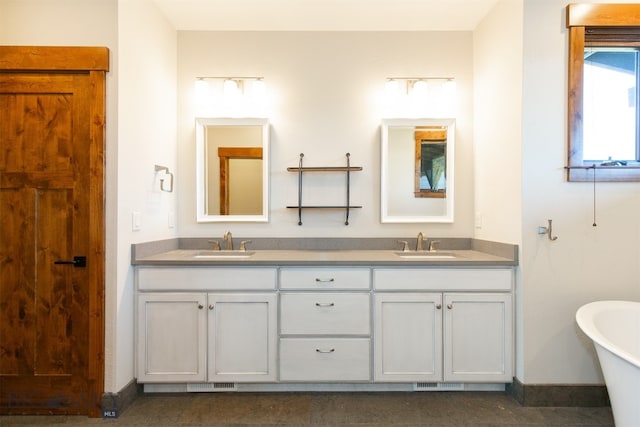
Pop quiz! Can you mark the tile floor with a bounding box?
[0,392,614,426]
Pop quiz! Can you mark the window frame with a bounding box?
[566,3,640,181]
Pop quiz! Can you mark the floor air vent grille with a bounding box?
[187,382,238,392]
[414,382,464,391]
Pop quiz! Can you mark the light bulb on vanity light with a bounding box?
[411,80,428,97]
[385,79,401,96]
[194,78,210,95]
[252,78,265,96]
[223,79,240,96]
[194,78,212,114]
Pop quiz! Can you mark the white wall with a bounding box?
[473,0,524,377]
[116,0,177,392]
[521,0,640,383]
[473,0,523,245]
[177,31,475,239]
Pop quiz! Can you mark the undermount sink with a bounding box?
[192,251,255,259]
[394,251,457,259]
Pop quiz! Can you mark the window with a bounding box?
[566,4,640,181]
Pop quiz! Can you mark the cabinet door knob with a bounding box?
[447,304,453,309]
[198,304,204,309]
[209,304,214,310]
[436,304,442,309]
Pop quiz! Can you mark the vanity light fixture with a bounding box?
[196,76,265,95]
[383,77,456,118]
[385,77,454,95]
[194,76,268,116]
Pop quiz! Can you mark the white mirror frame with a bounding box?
[196,117,270,223]
[381,118,455,223]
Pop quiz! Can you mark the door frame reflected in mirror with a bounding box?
[414,126,447,198]
[196,117,270,222]
[381,118,455,223]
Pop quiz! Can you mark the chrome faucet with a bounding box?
[223,231,233,250]
[416,232,426,251]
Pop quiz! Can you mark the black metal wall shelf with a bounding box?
[287,153,362,225]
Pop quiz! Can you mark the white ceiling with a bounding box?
[152,0,500,32]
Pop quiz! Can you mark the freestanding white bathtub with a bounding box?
[576,300,640,427]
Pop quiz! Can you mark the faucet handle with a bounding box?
[207,240,221,250]
[239,240,252,252]
[397,240,410,252]
[429,240,440,252]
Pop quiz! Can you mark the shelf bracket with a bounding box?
[345,153,352,225]
[296,153,304,225]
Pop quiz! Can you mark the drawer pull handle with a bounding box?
[315,278,335,283]
[315,302,335,307]
[315,348,336,353]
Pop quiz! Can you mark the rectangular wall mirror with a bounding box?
[381,118,455,223]
[196,118,270,222]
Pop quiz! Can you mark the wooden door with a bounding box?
[0,47,107,417]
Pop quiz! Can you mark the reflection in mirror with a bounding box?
[381,118,454,223]
[414,127,447,198]
[196,118,269,222]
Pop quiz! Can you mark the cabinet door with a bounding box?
[374,293,442,382]
[207,293,277,382]
[443,293,513,382]
[137,293,207,382]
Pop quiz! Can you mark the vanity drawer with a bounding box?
[280,268,370,290]
[373,268,513,291]
[279,338,371,381]
[280,293,370,335]
[138,267,277,291]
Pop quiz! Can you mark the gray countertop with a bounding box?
[132,238,518,267]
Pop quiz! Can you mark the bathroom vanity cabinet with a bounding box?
[134,255,514,391]
[279,267,371,381]
[136,267,278,383]
[373,269,513,383]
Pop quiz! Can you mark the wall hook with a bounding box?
[537,219,558,241]
[154,165,174,192]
